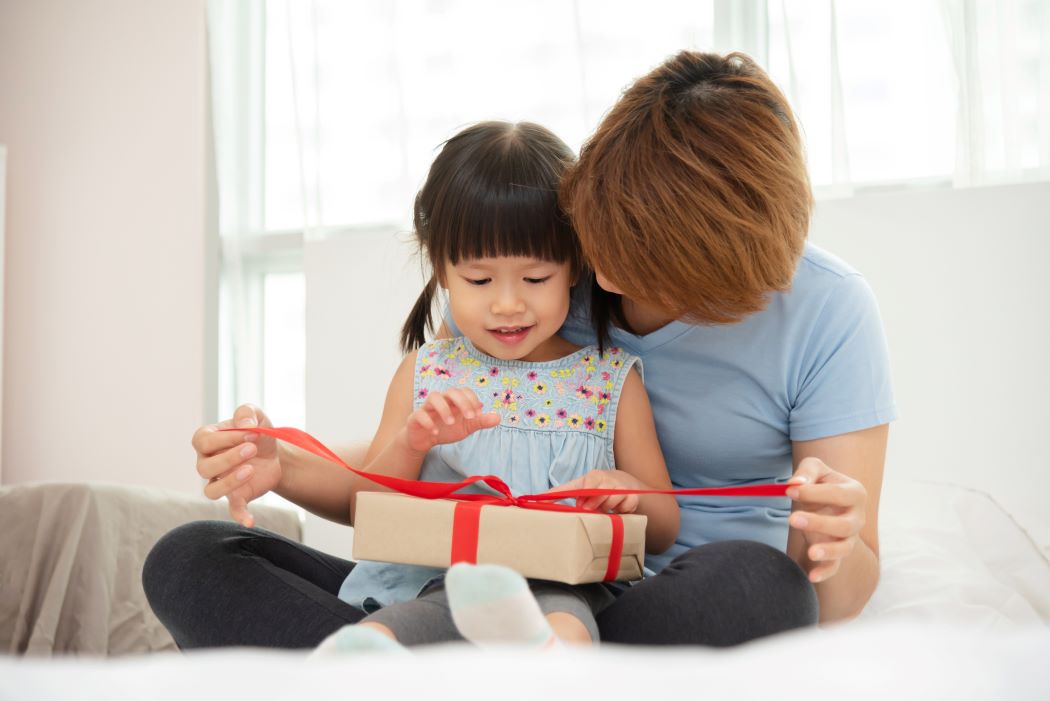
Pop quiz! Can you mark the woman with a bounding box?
[145,51,894,648]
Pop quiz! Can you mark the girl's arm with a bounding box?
[786,423,888,622]
[551,369,680,553]
[608,369,680,552]
[349,351,500,521]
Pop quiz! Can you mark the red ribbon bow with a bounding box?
[224,426,789,581]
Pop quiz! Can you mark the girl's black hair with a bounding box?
[401,121,618,353]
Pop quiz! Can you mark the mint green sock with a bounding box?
[312,624,409,656]
[445,563,557,648]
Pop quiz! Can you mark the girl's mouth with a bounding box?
[487,325,534,346]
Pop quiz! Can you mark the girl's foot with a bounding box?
[312,624,409,656]
[445,563,559,648]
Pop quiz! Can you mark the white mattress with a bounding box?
[1,479,1048,700]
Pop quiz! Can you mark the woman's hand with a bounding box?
[404,389,500,453]
[786,456,868,583]
[191,404,283,528]
[549,469,648,513]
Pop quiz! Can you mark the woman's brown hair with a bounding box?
[561,51,813,326]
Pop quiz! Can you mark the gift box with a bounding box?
[352,491,647,584]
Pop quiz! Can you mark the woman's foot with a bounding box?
[445,563,560,648]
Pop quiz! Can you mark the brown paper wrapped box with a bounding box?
[352,491,647,584]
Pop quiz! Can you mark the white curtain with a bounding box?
[768,0,1050,191]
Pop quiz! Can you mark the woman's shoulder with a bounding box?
[791,244,881,321]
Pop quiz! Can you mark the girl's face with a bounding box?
[443,256,573,362]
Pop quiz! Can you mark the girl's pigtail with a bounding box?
[400,276,439,354]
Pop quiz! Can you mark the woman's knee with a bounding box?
[668,540,818,627]
[142,520,243,609]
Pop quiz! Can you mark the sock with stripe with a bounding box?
[445,562,560,649]
[311,624,409,656]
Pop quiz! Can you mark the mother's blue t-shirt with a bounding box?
[448,243,897,573]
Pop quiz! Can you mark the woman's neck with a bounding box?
[621,297,678,336]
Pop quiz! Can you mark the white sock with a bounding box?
[445,563,560,649]
[311,624,409,656]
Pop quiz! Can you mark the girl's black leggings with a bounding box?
[142,520,818,649]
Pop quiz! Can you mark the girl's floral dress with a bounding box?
[339,336,641,612]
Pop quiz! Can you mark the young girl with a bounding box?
[319,121,678,653]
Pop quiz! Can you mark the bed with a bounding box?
[1,478,1048,700]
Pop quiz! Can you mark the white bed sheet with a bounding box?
[1,622,1048,701]
[860,479,1050,626]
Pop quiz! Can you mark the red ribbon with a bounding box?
[223,426,790,581]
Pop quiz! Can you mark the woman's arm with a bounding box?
[274,439,366,525]
[787,423,888,622]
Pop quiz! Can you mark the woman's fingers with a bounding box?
[191,419,240,459]
[808,537,855,563]
[790,510,862,539]
[203,462,255,500]
[789,456,832,485]
[807,559,841,583]
[787,482,865,508]
[198,439,258,481]
[228,489,255,528]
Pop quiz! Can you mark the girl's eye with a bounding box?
[524,276,551,284]
[465,277,491,286]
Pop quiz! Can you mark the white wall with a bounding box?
[810,182,1050,549]
[0,145,6,484]
[0,0,213,493]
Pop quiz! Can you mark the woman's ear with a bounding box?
[594,270,624,295]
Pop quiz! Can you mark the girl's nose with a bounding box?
[491,286,526,315]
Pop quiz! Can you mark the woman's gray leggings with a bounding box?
[142,520,818,649]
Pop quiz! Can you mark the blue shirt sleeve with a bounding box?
[788,273,898,441]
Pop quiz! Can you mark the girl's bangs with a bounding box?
[441,183,577,267]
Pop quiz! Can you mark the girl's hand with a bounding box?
[787,456,868,583]
[404,389,500,453]
[192,404,283,528]
[548,469,647,513]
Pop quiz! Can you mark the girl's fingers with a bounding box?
[445,389,477,419]
[477,412,501,428]
[426,393,456,425]
[411,408,438,434]
[203,463,255,500]
[618,495,639,513]
[547,476,582,493]
[790,510,861,539]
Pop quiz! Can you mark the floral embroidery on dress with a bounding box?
[413,337,638,435]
